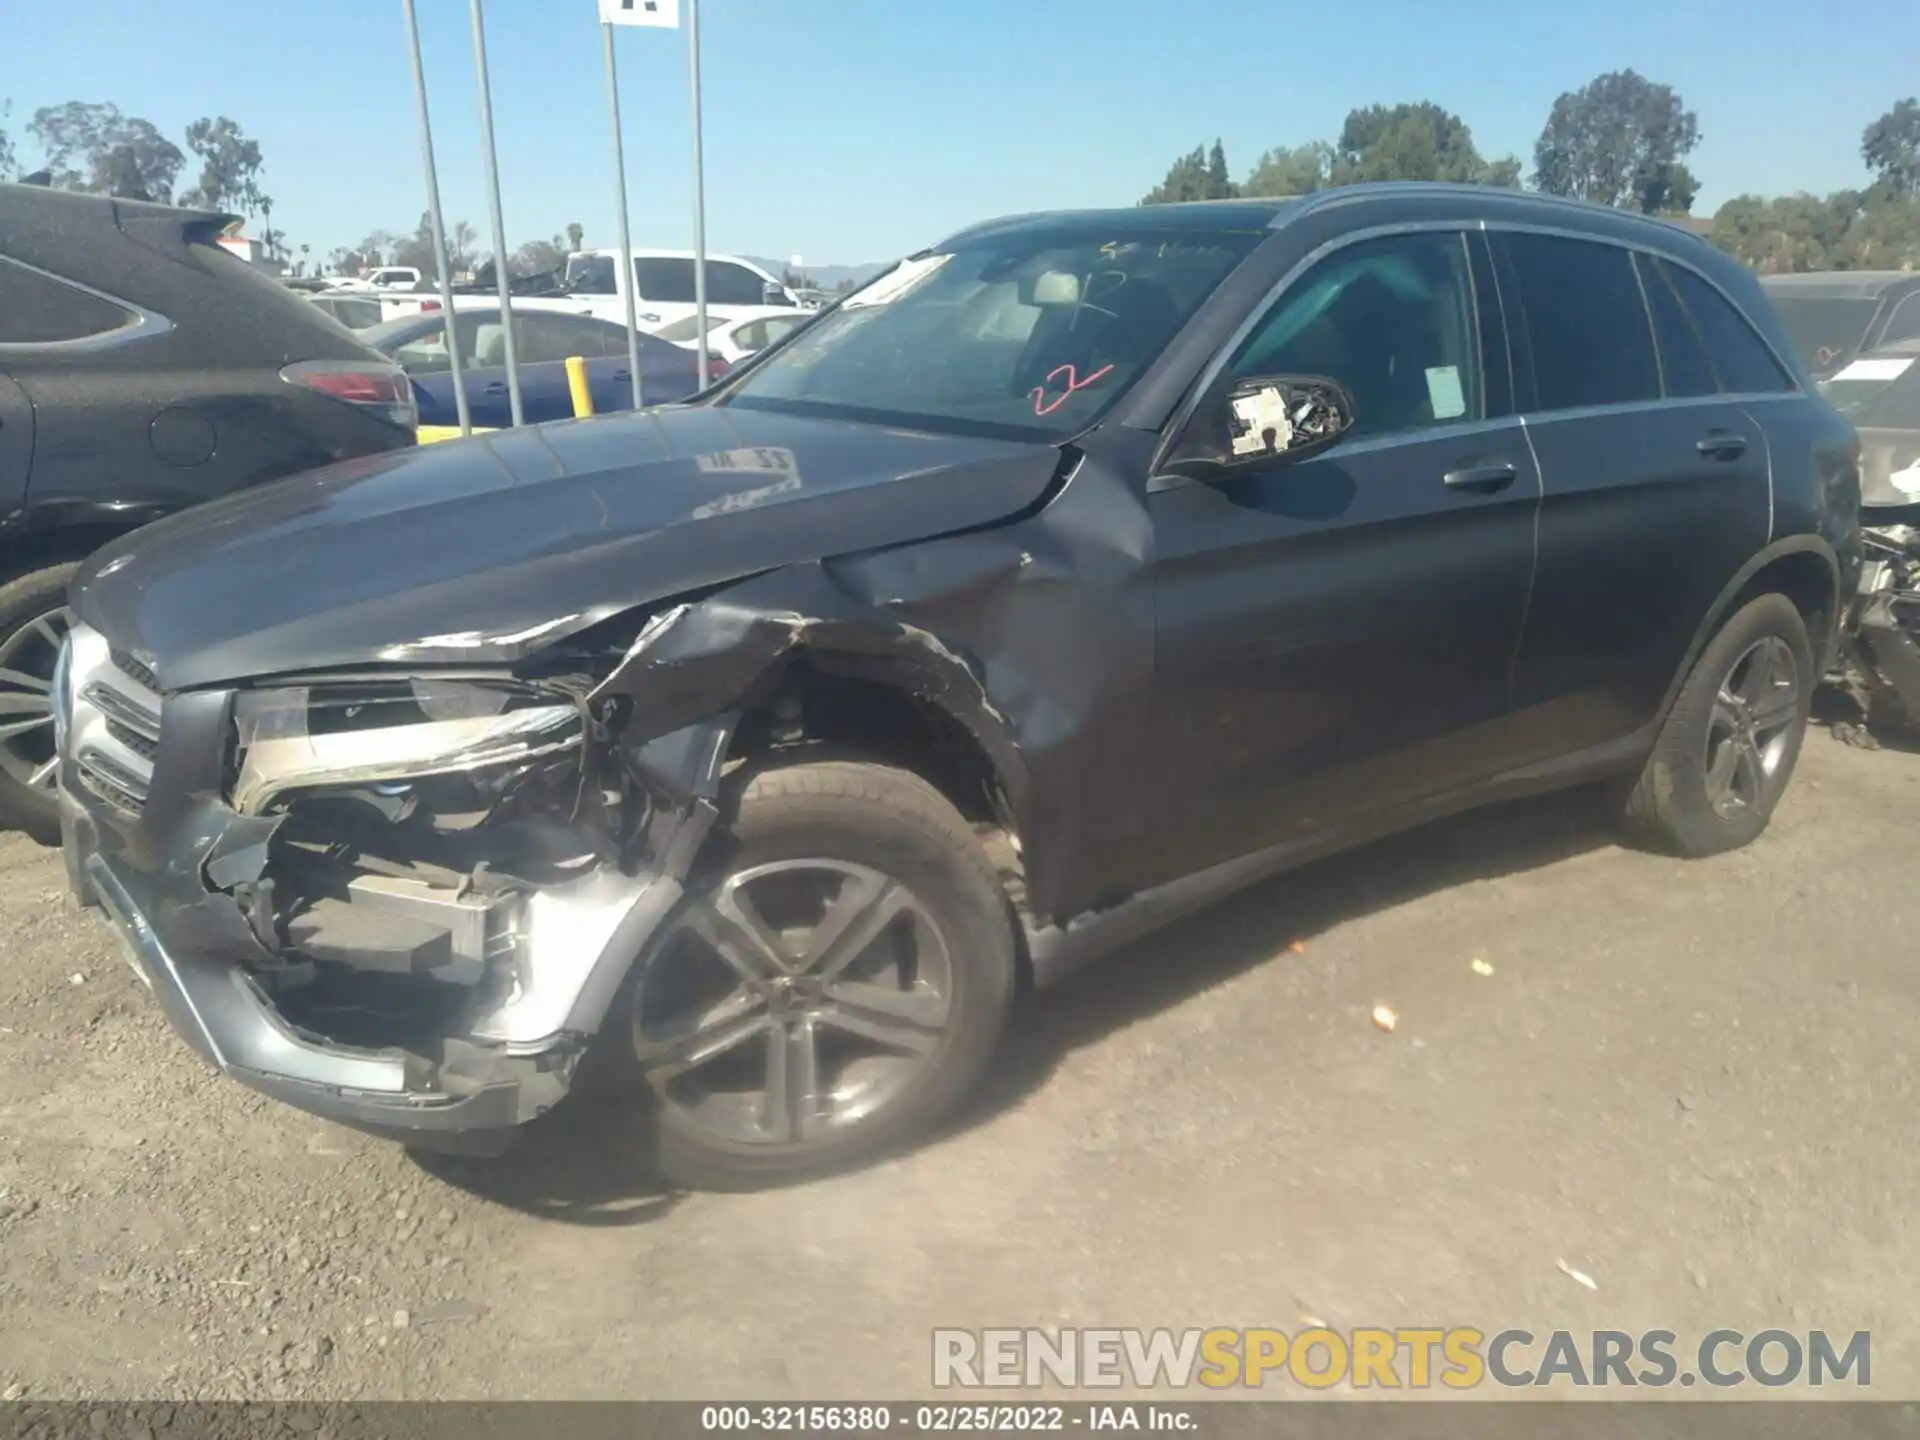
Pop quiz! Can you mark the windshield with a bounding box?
[719,227,1265,439]
[1819,353,1920,429]
[1768,295,1880,376]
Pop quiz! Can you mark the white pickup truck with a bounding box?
[373,250,803,332]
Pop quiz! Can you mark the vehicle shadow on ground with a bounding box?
[409,1088,684,1228]
[415,783,1616,1221]
[957,781,1618,1134]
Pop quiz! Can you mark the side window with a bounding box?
[633,258,697,304]
[1635,254,1717,399]
[1662,262,1795,395]
[733,320,769,352]
[1501,233,1660,411]
[1224,231,1481,441]
[1881,292,1920,345]
[706,262,774,306]
[0,258,139,345]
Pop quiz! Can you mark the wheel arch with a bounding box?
[1656,536,1841,726]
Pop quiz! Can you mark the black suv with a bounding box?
[56,184,1859,1190]
[0,184,417,839]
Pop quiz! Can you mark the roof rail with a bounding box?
[1286,182,1714,241]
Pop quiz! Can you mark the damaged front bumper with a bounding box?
[56,627,720,1154]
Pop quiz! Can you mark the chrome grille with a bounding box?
[62,626,162,816]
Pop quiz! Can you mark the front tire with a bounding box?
[622,760,1016,1191]
[0,562,80,845]
[1622,592,1814,857]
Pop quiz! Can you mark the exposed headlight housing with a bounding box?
[230,680,578,816]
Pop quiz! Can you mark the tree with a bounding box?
[0,99,16,181]
[1241,141,1333,197]
[1141,139,1237,205]
[1532,69,1701,213]
[28,101,185,200]
[352,231,401,269]
[1862,97,1920,200]
[394,213,479,278]
[513,237,566,275]
[1331,101,1494,185]
[1710,188,1920,273]
[565,221,585,251]
[180,116,267,216]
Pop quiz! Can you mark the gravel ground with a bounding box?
[2,728,1917,1402]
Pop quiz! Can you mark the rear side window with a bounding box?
[633,258,697,303]
[1663,263,1795,394]
[1500,233,1661,411]
[1883,292,1920,344]
[706,262,773,306]
[0,258,139,345]
[1635,254,1717,399]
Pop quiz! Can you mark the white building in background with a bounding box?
[215,233,286,276]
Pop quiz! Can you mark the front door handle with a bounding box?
[482,382,508,394]
[1443,462,1518,494]
[1697,430,1747,460]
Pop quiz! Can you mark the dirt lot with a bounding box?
[2,728,1917,1403]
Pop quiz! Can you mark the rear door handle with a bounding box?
[1443,462,1518,494]
[1697,430,1747,459]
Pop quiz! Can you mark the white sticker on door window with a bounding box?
[1425,366,1466,420]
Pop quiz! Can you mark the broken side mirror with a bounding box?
[1167,374,1358,480]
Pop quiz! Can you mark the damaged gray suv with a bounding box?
[56,185,1860,1189]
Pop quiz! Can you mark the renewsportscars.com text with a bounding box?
[931,1327,1871,1391]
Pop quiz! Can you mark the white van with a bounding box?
[559,249,798,333]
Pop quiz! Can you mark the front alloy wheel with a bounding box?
[619,760,1017,1190]
[635,859,956,1146]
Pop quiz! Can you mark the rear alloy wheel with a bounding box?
[625,761,1015,1190]
[1622,592,1814,858]
[0,562,82,845]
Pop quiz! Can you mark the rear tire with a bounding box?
[1621,593,1814,857]
[0,562,81,846]
[618,759,1017,1192]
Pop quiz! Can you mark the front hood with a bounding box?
[72,404,1061,688]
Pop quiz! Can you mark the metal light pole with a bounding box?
[403,0,471,435]
[603,22,645,411]
[686,0,709,389]
[469,0,524,427]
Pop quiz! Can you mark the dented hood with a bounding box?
[71,404,1063,688]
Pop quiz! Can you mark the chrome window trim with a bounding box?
[0,253,174,355]
[1153,213,1803,479]
[1479,219,1804,396]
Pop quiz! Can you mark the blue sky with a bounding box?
[4,0,1911,269]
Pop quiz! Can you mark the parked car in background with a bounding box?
[54,185,1857,1190]
[559,248,799,333]
[363,306,710,427]
[1816,339,1920,507]
[1814,339,1920,734]
[0,183,417,840]
[308,290,388,331]
[654,306,814,364]
[1759,271,1920,380]
[365,265,423,291]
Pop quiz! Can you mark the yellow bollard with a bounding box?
[417,425,498,444]
[565,356,594,418]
